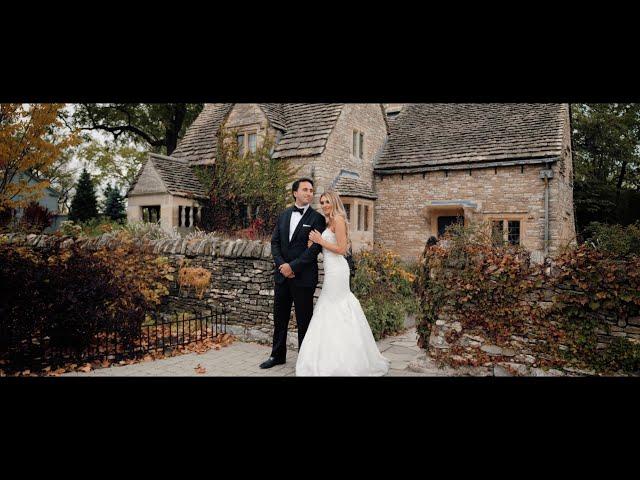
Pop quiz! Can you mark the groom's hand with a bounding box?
[279,263,294,277]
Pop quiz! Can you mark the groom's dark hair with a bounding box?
[292,177,314,199]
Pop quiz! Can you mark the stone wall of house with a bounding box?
[549,104,577,254]
[374,162,576,263]
[223,103,280,159]
[127,192,202,234]
[1,233,325,351]
[225,103,268,131]
[315,103,387,192]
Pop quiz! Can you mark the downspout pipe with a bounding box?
[539,164,555,258]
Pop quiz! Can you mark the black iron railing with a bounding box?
[0,307,227,373]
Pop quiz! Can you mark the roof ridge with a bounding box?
[149,152,188,163]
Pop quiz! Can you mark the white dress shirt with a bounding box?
[289,204,310,241]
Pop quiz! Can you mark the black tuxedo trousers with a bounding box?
[271,281,316,361]
[270,206,327,361]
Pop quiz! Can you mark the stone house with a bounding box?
[127,103,576,262]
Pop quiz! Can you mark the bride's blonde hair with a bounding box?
[320,190,351,248]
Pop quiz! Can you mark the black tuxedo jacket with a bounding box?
[271,205,327,287]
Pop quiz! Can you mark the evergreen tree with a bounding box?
[103,183,126,222]
[69,168,99,222]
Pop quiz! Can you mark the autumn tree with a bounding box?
[69,168,99,222]
[0,104,78,213]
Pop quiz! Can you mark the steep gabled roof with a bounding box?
[171,103,234,165]
[127,153,208,199]
[271,104,344,159]
[375,103,566,173]
[171,103,345,163]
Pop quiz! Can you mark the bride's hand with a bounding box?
[308,229,323,245]
[307,239,313,248]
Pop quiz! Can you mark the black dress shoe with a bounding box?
[259,357,286,369]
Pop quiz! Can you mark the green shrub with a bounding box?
[351,245,418,340]
[59,220,82,237]
[362,298,406,341]
[597,338,640,373]
[583,221,640,256]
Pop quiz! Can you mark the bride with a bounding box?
[295,190,390,376]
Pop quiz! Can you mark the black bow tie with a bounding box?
[293,207,305,215]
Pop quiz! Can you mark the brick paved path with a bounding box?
[63,328,429,377]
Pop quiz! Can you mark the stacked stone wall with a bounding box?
[1,233,325,350]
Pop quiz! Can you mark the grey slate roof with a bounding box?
[171,104,234,165]
[128,153,208,199]
[375,103,566,173]
[330,171,377,200]
[258,104,287,131]
[171,103,345,163]
[271,104,344,159]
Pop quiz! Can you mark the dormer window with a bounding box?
[352,130,364,159]
[237,132,258,156]
[237,134,245,156]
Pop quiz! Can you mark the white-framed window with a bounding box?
[237,134,245,157]
[237,131,258,156]
[248,133,257,153]
[352,130,364,159]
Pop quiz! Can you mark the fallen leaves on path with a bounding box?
[2,332,236,376]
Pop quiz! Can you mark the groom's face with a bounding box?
[294,181,314,206]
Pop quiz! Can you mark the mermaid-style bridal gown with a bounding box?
[295,229,390,376]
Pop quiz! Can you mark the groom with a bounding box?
[259,178,327,369]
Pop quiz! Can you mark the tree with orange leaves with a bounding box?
[0,104,79,213]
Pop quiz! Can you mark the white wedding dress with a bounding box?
[295,229,390,376]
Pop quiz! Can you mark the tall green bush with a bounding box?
[352,245,418,340]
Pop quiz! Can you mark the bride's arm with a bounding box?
[311,216,348,255]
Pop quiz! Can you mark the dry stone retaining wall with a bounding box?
[1,233,325,350]
[421,269,640,376]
